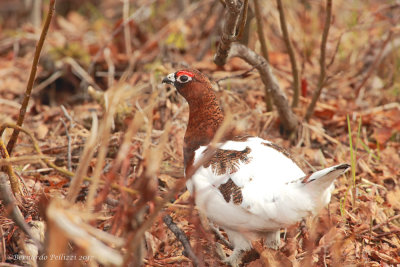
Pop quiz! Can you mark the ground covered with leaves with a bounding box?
[0,0,399,266]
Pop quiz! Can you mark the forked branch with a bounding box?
[214,0,248,66]
[214,0,299,133]
[230,44,299,133]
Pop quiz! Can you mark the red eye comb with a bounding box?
[176,71,194,77]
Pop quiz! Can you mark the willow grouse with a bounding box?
[162,69,350,266]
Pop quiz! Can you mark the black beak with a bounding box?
[162,77,173,84]
[162,73,175,85]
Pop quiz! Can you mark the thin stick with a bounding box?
[305,0,333,121]
[209,224,233,250]
[276,0,300,108]
[60,105,75,127]
[6,0,56,155]
[254,0,269,62]
[254,0,273,111]
[163,215,200,266]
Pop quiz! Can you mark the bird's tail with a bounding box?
[300,163,350,212]
[302,163,351,189]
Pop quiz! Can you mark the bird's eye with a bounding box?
[177,75,191,83]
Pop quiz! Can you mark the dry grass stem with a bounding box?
[66,111,98,203]
[86,84,126,209]
[104,48,115,89]
[0,155,51,166]
[0,139,23,196]
[46,199,123,266]
[123,0,132,57]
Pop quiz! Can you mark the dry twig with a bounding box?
[276,0,300,108]
[305,0,333,121]
[6,0,55,155]
[163,215,200,266]
[254,0,272,111]
[0,0,55,199]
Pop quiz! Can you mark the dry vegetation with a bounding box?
[0,0,400,266]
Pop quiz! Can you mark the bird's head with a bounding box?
[162,69,213,104]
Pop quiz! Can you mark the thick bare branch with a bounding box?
[230,43,299,133]
[305,0,333,121]
[276,0,300,108]
[214,0,242,66]
[6,0,56,155]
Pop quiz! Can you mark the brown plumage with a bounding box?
[202,146,252,175]
[163,69,225,171]
[218,178,243,205]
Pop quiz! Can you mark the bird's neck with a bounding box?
[183,93,224,170]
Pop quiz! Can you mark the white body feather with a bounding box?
[186,137,348,253]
